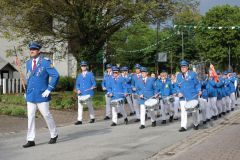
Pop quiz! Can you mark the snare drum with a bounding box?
[184,100,199,112]
[133,94,139,99]
[78,95,91,104]
[162,96,175,104]
[110,99,124,107]
[144,98,159,110]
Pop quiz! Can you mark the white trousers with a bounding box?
[160,100,174,120]
[140,105,156,125]
[132,94,140,119]
[126,95,135,113]
[27,102,57,141]
[105,94,111,117]
[173,97,180,118]
[216,99,225,114]
[77,97,95,121]
[230,92,236,109]
[223,96,231,111]
[208,97,218,116]
[180,100,199,129]
[112,103,127,124]
[199,98,208,121]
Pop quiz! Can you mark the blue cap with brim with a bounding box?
[180,60,189,66]
[140,67,148,72]
[80,61,88,66]
[29,42,42,50]
[112,66,119,72]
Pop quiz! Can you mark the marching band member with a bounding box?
[175,60,201,132]
[136,67,157,129]
[107,66,128,126]
[102,64,113,120]
[131,64,142,122]
[156,70,174,124]
[75,61,96,125]
[227,70,237,111]
[216,71,225,117]
[198,75,210,124]
[171,73,180,120]
[121,66,135,116]
[223,71,231,113]
[23,42,59,148]
[207,70,218,120]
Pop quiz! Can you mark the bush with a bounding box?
[0,94,26,106]
[0,105,26,117]
[55,76,75,92]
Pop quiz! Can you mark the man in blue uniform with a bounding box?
[75,61,96,125]
[23,42,59,148]
[223,71,231,113]
[227,70,237,111]
[121,66,135,116]
[156,70,174,124]
[175,60,201,132]
[131,64,142,122]
[107,66,128,126]
[136,67,157,129]
[102,64,113,120]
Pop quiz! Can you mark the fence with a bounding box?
[0,78,23,94]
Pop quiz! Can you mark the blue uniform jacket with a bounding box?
[136,77,157,105]
[107,76,127,100]
[206,78,217,97]
[216,77,224,100]
[101,72,112,94]
[200,80,208,100]
[26,56,59,103]
[175,71,201,101]
[223,78,231,96]
[155,78,173,97]
[131,73,142,94]
[122,74,133,94]
[229,76,236,93]
[76,71,96,97]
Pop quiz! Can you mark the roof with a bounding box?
[0,56,17,71]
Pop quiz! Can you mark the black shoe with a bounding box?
[104,116,110,120]
[169,116,173,122]
[134,119,140,122]
[129,112,135,116]
[139,125,145,129]
[219,114,222,118]
[211,116,214,120]
[203,121,207,124]
[227,110,230,113]
[179,127,187,132]
[206,119,211,122]
[174,118,179,121]
[89,119,95,123]
[74,121,82,125]
[231,108,234,111]
[214,116,217,120]
[48,135,58,144]
[118,113,123,118]
[124,118,128,125]
[23,141,35,148]
[161,120,167,124]
[194,125,199,130]
[152,121,156,127]
[111,122,117,126]
[222,112,226,115]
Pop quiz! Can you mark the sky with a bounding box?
[199,0,240,15]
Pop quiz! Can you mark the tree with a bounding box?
[107,20,156,69]
[195,5,240,71]
[0,0,175,67]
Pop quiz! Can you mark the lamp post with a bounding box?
[156,20,160,75]
[228,46,231,70]
[181,31,184,60]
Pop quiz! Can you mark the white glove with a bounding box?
[42,90,51,98]
[24,93,26,99]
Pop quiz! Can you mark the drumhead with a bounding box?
[185,100,198,110]
[79,94,91,101]
[145,98,158,107]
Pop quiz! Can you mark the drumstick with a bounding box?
[84,87,96,91]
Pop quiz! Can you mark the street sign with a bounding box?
[157,52,167,62]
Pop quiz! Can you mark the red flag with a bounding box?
[210,64,219,82]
